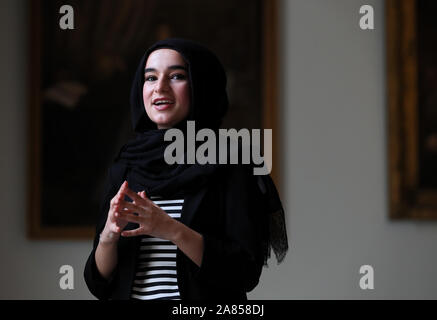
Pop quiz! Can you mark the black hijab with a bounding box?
[115,38,288,264]
[115,38,228,197]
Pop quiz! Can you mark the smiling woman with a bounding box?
[83,38,288,301]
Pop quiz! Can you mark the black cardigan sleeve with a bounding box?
[194,165,270,292]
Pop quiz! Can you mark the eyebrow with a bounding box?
[144,65,187,73]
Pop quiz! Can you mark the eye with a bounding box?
[170,73,187,80]
[145,74,157,82]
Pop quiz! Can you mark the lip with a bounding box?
[153,97,174,104]
[152,97,174,111]
[153,103,173,111]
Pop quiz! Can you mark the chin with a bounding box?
[156,124,172,129]
[153,119,175,129]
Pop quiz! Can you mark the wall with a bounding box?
[0,0,95,299]
[252,0,437,299]
[1,0,436,299]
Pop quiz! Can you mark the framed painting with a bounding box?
[387,0,437,219]
[27,0,280,238]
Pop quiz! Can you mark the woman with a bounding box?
[84,38,288,300]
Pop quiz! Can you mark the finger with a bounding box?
[116,181,129,201]
[124,187,150,206]
[137,190,147,199]
[118,211,142,224]
[110,193,118,208]
[111,183,126,208]
[121,229,142,237]
[116,180,127,194]
[120,200,149,215]
[110,211,123,224]
[115,207,134,215]
[114,190,133,210]
[112,212,131,230]
[136,191,147,202]
[111,194,122,210]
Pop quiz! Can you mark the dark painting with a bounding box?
[417,0,437,189]
[29,0,274,238]
[387,0,437,218]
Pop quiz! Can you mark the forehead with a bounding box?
[145,48,186,69]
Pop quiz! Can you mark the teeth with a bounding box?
[155,100,172,105]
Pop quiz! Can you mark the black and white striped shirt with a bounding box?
[130,197,183,300]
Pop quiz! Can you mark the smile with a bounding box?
[153,98,174,111]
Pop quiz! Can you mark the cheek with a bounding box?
[176,83,190,111]
[142,84,155,122]
[143,84,153,103]
[143,84,155,119]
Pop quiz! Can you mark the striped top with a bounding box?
[130,197,183,300]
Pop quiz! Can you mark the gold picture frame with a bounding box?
[387,0,437,219]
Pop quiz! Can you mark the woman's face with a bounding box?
[143,49,190,129]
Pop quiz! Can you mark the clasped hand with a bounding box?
[103,180,176,241]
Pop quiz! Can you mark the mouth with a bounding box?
[152,98,174,111]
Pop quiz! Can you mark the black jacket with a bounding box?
[84,162,269,300]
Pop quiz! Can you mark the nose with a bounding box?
[154,77,169,93]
